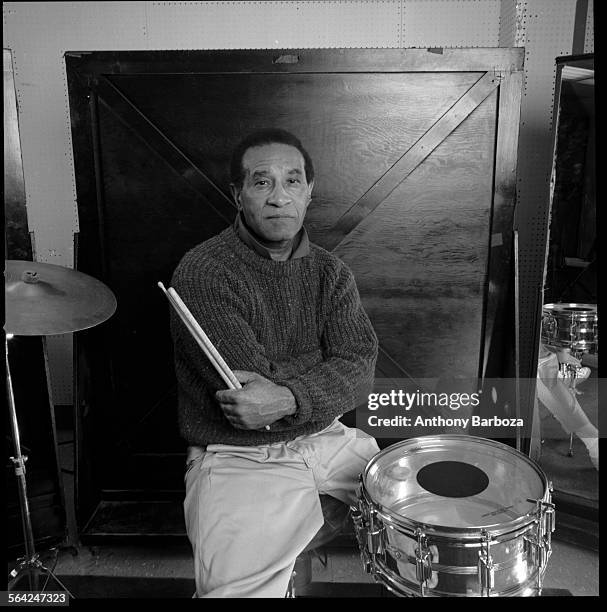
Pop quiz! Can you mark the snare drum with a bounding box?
[541,303,598,354]
[352,435,554,597]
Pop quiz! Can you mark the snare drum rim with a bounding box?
[543,302,597,315]
[542,303,598,326]
[361,434,549,538]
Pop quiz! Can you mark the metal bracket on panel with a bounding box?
[492,68,505,83]
[272,54,300,64]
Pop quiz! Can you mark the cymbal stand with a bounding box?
[5,334,74,597]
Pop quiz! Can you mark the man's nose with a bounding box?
[267,183,291,206]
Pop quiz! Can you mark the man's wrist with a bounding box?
[278,384,297,417]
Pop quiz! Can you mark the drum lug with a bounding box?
[524,490,556,594]
[523,534,545,569]
[414,529,433,596]
[367,526,384,557]
[352,485,384,575]
[537,492,556,592]
[477,530,495,596]
[541,312,557,342]
[537,489,555,559]
[366,507,384,557]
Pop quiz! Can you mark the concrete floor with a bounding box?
[47,536,598,597]
[33,541,599,598]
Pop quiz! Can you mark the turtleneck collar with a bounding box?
[234,211,310,261]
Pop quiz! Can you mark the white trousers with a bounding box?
[537,351,590,434]
[183,419,379,598]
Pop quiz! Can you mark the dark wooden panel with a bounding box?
[481,71,522,383]
[66,50,522,516]
[98,76,234,220]
[338,91,497,380]
[67,48,524,75]
[95,101,229,448]
[83,501,186,537]
[324,72,499,251]
[110,72,479,241]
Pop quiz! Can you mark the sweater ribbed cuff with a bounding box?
[279,376,315,426]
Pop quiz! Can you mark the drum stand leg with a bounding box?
[5,337,75,598]
[559,356,585,459]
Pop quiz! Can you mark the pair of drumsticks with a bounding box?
[158,282,241,391]
[158,283,272,432]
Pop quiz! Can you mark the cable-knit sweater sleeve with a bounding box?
[171,258,277,393]
[276,261,378,427]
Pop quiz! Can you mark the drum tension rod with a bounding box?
[478,530,495,596]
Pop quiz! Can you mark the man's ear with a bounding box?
[307,180,314,200]
[229,184,241,209]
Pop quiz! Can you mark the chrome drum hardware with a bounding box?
[541,303,598,355]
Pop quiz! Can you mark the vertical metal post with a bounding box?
[514,229,522,452]
[6,335,37,590]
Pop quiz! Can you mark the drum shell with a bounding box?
[541,303,598,353]
[364,494,543,597]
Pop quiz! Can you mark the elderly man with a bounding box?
[170,128,379,597]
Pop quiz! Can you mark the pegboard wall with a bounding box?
[498,0,518,47]
[3,0,591,403]
[146,1,402,48]
[584,0,593,53]
[403,0,501,47]
[512,0,582,378]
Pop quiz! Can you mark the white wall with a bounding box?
[3,0,593,402]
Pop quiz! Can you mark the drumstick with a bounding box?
[158,283,236,389]
[167,287,242,390]
[159,283,272,431]
[157,282,241,390]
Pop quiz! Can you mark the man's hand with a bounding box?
[215,371,297,430]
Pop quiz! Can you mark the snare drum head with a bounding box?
[364,436,546,531]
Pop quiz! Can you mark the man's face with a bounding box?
[231,143,314,244]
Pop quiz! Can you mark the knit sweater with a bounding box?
[170,225,378,446]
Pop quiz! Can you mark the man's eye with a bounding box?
[288,179,301,184]
[255,180,269,186]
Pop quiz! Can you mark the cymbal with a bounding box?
[5,260,117,336]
